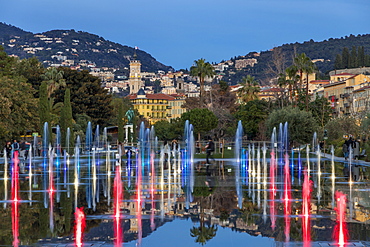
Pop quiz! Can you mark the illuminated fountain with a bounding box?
[1,119,364,246]
[74,207,85,247]
[11,151,20,247]
[335,191,348,246]
[302,170,311,246]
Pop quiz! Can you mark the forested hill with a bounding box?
[0,22,172,72]
[222,34,370,84]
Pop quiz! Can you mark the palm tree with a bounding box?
[237,75,260,103]
[190,58,215,104]
[293,53,316,110]
[42,67,66,98]
[285,65,299,102]
[190,225,217,245]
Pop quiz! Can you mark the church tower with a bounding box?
[129,53,144,94]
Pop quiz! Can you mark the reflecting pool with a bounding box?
[1,142,370,247]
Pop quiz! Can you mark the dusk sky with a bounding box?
[2,0,370,69]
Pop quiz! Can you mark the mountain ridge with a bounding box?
[0,22,173,73]
[1,22,370,84]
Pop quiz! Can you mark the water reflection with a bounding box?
[2,142,370,246]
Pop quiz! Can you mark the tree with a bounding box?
[237,75,260,103]
[60,88,74,151]
[234,100,269,140]
[38,81,51,133]
[117,101,124,142]
[0,76,38,142]
[54,68,113,126]
[350,46,358,68]
[285,65,299,102]
[207,81,238,140]
[190,58,215,104]
[342,47,350,69]
[334,54,342,70]
[325,116,360,142]
[42,67,66,98]
[0,45,17,77]
[181,108,218,141]
[266,106,319,146]
[190,225,217,246]
[357,46,365,67]
[153,119,183,141]
[15,57,45,94]
[307,95,332,128]
[293,53,315,110]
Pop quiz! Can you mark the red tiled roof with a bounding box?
[353,86,370,92]
[127,93,176,100]
[310,80,330,84]
[333,73,355,76]
[260,88,284,92]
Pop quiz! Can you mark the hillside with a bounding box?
[0,22,172,72]
[220,34,370,84]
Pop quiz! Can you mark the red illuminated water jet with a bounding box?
[137,155,143,246]
[74,207,85,247]
[11,151,20,247]
[269,150,276,230]
[113,165,123,246]
[334,191,348,247]
[302,169,312,246]
[284,153,291,242]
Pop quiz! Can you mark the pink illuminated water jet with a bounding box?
[302,170,312,246]
[150,150,156,231]
[11,151,20,247]
[334,191,348,247]
[74,207,85,247]
[113,165,123,246]
[283,153,291,242]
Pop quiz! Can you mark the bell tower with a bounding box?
[129,52,144,94]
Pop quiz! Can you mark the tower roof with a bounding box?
[137,88,145,96]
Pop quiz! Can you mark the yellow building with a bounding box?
[128,89,187,125]
[323,74,370,116]
[258,87,285,101]
[330,72,355,82]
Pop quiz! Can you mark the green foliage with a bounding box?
[190,58,215,102]
[234,100,269,140]
[15,56,45,95]
[153,119,183,141]
[38,81,50,133]
[335,46,370,69]
[73,113,92,140]
[60,88,74,151]
[190,225,217,246]
[54,68,113,126]
[307,95,332,128]
[0,46,18,77]
[266,106,319,145]
[181,108,218,139]
[118,102,124,142]
[0,76,38,142]
[324,116,361,142]
[237,75,260,103]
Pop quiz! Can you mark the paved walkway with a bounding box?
[320,152,370,167]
